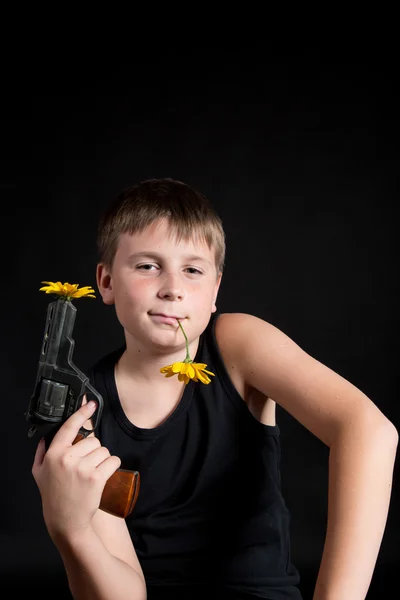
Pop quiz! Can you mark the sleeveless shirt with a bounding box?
[89,312,303,600]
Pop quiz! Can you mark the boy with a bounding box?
[32,178,398,600]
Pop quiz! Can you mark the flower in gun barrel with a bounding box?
[160,319,215,385]
[39,281,96,300]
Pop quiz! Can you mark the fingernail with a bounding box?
[87,401,97,409]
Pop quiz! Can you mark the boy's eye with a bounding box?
[137,264,158,271]
[185,267,202,275]
[137,264,203,275]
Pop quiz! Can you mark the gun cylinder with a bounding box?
[34,378,69,421]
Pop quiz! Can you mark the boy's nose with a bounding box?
[157,274,184,301]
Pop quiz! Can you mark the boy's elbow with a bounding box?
[385,420,399,447]
[338,411,398,450]
[373,418,399,451]
[365,404,398,446]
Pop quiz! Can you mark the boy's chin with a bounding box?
[145,329,181,350]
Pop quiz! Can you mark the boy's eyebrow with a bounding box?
[127,251,213,266]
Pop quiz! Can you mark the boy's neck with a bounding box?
[118,336,201,384]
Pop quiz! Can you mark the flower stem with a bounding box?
[177,319,192,363]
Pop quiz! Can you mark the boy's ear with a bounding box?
[212,271,223,313]
[96,263,115,305]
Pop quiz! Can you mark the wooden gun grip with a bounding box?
[100,468,140,519]
[73,433,140,519]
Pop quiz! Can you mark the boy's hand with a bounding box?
[32,401,121,541]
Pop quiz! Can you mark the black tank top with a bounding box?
[89,312,303,600]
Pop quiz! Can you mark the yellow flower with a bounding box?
[39,281,96,301]
[160,320,215,385]
[160,361,215,384]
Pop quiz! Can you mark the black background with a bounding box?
[1,48,399,598]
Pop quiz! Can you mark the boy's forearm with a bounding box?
[53,526,146,600]
[313,420,398,600]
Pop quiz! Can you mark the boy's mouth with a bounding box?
[149,313,186,325]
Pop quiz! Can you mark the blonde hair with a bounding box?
[97,178,226,273]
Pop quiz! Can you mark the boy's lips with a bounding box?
[149,313,186,325]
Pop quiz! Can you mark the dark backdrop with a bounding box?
[2,51,399,599]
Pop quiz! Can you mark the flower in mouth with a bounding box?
[39,281,96,301]
[160,319,215,384]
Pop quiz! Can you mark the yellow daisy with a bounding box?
[160,320,215,385]
[160,361,215,384]
[39,281,96,301]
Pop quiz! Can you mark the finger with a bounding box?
[77,445,113,471]
[74,450,121,488]
[32,438,46,478]
[95,455,122,483]
[81,393,88,406]
[79,394,97,434]
[50,401,98,448]
[33,437,46,466]
[71,435,102,457]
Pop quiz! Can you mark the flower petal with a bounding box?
[39,281,96,300]
[196,371,211,384]
[191,363,208,370]
[178,372,190,384]
[186,364,195,379]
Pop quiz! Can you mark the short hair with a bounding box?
[97,178,225,273]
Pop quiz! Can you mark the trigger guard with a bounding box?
[84,381,104,431]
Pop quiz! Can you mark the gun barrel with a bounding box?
[41,299,77,367]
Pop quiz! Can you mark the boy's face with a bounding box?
[97,218,222,353]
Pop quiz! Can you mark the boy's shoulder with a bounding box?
[214,312,279,387]
[215,312,278,357]
[214,313,278,422]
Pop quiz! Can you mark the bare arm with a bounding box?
[313,418,397,599]
[217,313,398,600]
[53,510,146,600]
[32,402,146,600]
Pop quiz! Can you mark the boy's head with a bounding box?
[96,179,225,355]
[97,178,225,275]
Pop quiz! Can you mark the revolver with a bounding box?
[26,296,140,518]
